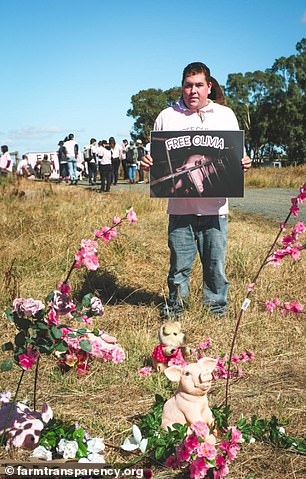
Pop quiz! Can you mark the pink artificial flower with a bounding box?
[176,443,191,462]
[290,205,299,217]
[18,348,40,370]
[227,426,242,443]
[247,283,255,292]
[246,349,255,360]
[292,221,306,236]
[198,338,214,350]
[168,356,188,368]
[231,354,240,364]
[289,301,303,314]
[280,223,286,231]
[239,351,248,362]
[90,296,104,316]
[184,433,201,450]
[189,457,210,479]
[75,240,99,271]
[165,455,180,468]
[112,216,122,225]
[281,235,295,246]
[58,281,72,295]
[196,441,217,460]
[95,226,117,242]
[213,455,229,479]
[111,347,125,363]
[219,440,240,462]
[126,207,138,223]
[45,309,60,326]
[273,298,281,307]
[191,421,210,439]
[237,367,244,377]
[13,297,45,317]
[49,290,75,316]
[265,300,277,312]
[81,315,93,324]
[138,366,153,377]
[282,301,303,315]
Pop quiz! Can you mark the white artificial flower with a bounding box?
[0,391,12,404]
[31,446,52,461]
[120,425,148,454]
[57,439,78,459]
[249,437,256,444]
[278,426,286,435]
[87,437,105,453]
[79,452,105,463]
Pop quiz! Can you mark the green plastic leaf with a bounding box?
[51,326,64,339]
[5,308,14,321]
[81,293,93,307]
[79,339,92,353]
[0,359,13,371]
[15,331,26,347]
[1,342,14,352]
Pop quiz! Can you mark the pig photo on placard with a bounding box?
[150,130,244,198]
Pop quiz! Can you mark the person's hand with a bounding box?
[140,154,153,171]
[241,155,252,172]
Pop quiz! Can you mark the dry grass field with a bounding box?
[0,174,305,478]
[245,164,306,189]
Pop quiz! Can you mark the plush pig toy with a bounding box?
[161,357,217,442]
[0,402,53,450]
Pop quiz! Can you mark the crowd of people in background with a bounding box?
[0,134,150,192]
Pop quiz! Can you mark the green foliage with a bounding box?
[237,415,306,454]
[38,417,88,459]
[138,394,188,462]
[127,87,181,142]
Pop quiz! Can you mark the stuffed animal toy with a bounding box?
[151,321,191,372]
[161,357,217,443]
[0,402,53,450]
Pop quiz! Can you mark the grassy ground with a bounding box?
[245,164,306,189]
[0,175,305,478]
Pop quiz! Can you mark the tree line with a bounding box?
[127,38,305,165]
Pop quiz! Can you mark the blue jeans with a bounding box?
[128,165,137,181]
[67,158,78,181]
[167,214,229,315]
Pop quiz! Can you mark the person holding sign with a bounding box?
[141,62,251,318]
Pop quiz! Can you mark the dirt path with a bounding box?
[229,187,305,223]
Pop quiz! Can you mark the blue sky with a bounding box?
[1,0,305,155]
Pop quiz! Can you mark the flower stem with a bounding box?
[225,211,292,406]
[33,355,40,411]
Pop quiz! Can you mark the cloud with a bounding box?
[9,125,67,140]
[301,11,306,23]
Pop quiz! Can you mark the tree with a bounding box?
[127,87,181,143]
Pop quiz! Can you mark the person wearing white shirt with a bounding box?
[97,140,112,192]
[141,62,251,318]
[64,133,79,185]
[0,145,13,175]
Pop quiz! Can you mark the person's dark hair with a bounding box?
[90,138,96,144]
[1,145,8,153]
[43,154,48,160]
[208,76,226,106]
[68,133,74,140]
[58,140,64,146]
[109,137,115,145]
[182,62,211,85]
[22,154,28,160]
